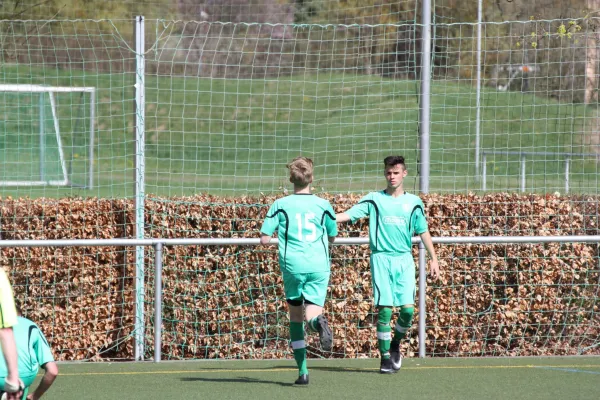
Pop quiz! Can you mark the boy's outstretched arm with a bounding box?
[260,234,272,245]
[419,231,440,280]
[335,212,351,223]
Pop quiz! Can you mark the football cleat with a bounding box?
[390,342,402,371]
[380,358,397,374]
[295,374,309,385]
[316,315,333,351]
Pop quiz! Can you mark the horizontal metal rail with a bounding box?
[0,235,599,247]
[2,235,598,362]
[481,151,599,193]
[482,151,599,157]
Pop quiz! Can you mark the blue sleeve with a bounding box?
[260,202,279,236]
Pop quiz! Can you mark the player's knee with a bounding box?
[399,306,414,325]
[377,307,393,325]
[287,301,304,322]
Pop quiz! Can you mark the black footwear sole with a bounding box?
[380,369,397,374]
[317,315,332,351]
[295,374,309,385]
[380,358,398,374]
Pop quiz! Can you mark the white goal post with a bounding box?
[0,84,96,188]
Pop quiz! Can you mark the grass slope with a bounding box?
[0,64,597,198]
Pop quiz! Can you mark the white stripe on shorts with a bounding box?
[377,331,392,340]
[291,340,306,349]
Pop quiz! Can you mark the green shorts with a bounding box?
[282,271,330,307]
[370,252,416,307]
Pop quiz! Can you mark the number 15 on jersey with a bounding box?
[295,213,316,241]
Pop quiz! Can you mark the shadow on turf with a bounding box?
[180,376,294,387]
[270,365,379,374]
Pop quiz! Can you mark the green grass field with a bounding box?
[1,64,598,199]
[38,357,600,400]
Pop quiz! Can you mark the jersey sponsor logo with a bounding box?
[382,215,407,226]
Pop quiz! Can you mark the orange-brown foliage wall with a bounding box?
[1,193,598,360]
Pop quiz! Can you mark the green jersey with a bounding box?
[261,194,337,274]
[0,316,54,384]
[346,191,428,255]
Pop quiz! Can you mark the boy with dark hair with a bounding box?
[336,155,440,373]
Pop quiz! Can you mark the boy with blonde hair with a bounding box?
[260,157,337,385]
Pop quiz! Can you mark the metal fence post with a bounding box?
[520,154,526,193]
[418,240,427,358]
[565,158,570,194]
[134,15,146,362]
[39,93,45,182]
[482,152,487,191]
[475,0,483,182]
[419,0,432,193]
[154,242,163,363]
[88,88,96,189]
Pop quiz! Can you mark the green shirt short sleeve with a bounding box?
[33,328,54,367]
[412,198,428,235]
[324,203,337,237]
[260,201,280,236]
[345,194,372,223]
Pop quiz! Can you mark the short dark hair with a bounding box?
[383,155,406,169]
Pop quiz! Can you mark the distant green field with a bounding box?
[0,64,598,199]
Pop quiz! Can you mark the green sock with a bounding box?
[392,307,414,344]
[307,316,319,333]
[290,321,308,375]
[377,308,392,359]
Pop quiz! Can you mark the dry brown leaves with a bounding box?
[1,193,598,360]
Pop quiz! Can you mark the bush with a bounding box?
[1,192,598,360]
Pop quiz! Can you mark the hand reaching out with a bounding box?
[429,258,440,280]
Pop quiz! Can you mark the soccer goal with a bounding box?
[0,84,96,188]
